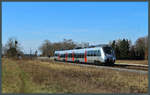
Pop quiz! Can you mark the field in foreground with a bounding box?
[2,58,148,93]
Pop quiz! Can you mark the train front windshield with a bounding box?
[102,47,113,55]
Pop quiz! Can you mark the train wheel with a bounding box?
[94,61,99,65]
[110,62,115,66]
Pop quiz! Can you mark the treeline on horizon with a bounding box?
[110,36,148,60]
[2,36,148,60]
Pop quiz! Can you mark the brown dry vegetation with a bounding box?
[116,60,148,65]
[2,58,148,93]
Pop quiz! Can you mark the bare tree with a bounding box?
[61,39,76,50]
[39,40,53,57]
[135,36,148,59]
[4,38,23,58]
[39,39,77,57]
[35,50,38,56]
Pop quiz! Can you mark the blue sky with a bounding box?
[2,2,148,54]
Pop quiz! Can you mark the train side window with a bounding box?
[63,54,65,58]
[95,51,97,56]
[87,51,89,56]
[93,51,95,56]
[69,53,70,57]
[97,50,101,56]
[91,51,94,56]
[80,53,82,58]
[80,53,81,58]
[93,50,97,56]
[90,51,93,56]
[76,53,79,58]
[66,54,68,57]
[89,51,91,56]
[87,51,90,56]
[70,53,72,57]
[79,53,81,58]
[74,54,76,58]
[75,53,77,58]
[68,53,70,57]
[82,53,84,58]
[91,51,93,56]
[78,53,80,58]
[90,51,92,56]
[89,51,92,56]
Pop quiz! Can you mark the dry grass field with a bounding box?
[2,58,148,93]
[116,60,148,65]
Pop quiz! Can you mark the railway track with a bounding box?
[111,63,148,71]
[66,62,148,74]
[37,57,148,74]
[54,61,148,74]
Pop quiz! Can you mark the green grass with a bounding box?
[2,58,148,93]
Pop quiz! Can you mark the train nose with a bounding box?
[105,57,114,63]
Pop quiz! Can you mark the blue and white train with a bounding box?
[54,45,116,65]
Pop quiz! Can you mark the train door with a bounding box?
[65,53,68,61]
[84,50,87,63]
[58,53,60,60]
[72,52,74,62]
[87,50,93,63]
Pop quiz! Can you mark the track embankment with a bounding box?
[37,57,148,74]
